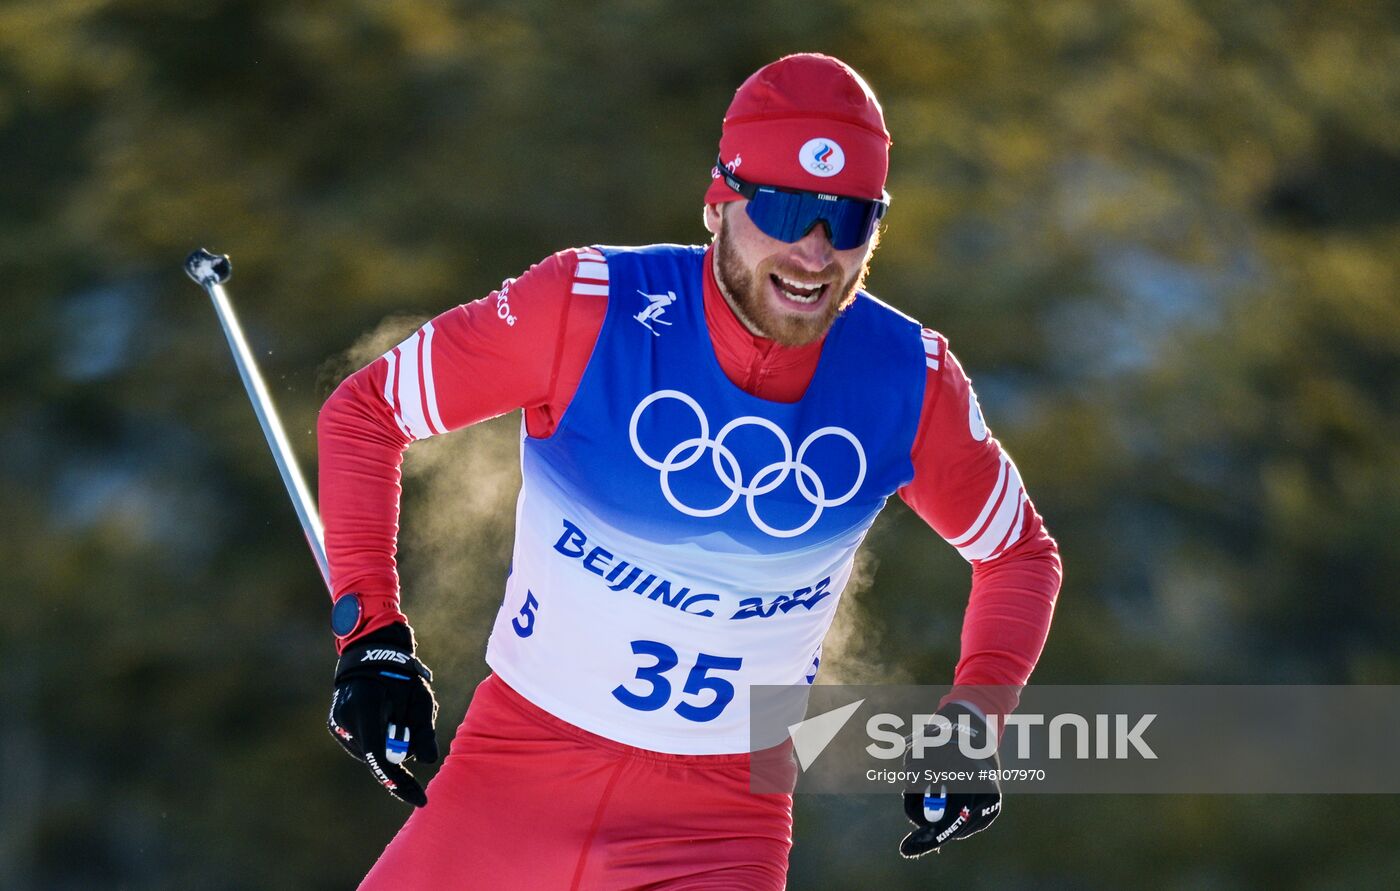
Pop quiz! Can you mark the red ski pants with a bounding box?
[359,673,793,890]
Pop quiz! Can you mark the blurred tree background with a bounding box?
[2,0,1398,887]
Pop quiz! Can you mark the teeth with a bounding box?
[775,275,825,304]
[779,275,823,291]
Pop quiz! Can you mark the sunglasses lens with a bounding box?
[820,197,883,250]
[744,188,881,250]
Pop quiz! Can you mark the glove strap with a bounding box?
[334,624,432,684]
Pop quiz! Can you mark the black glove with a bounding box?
[899,702,1002,858]
[328,623,440,807]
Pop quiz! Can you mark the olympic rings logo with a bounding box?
[628,389,867,539]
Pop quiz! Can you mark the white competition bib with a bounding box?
[485,466,852,754]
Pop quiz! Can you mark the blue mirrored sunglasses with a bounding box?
[716,156,890,250]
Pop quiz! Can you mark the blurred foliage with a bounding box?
[1,0,1398,888]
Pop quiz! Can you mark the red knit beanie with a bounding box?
[705,53,891,204]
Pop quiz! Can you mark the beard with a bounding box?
[713,220,876,347]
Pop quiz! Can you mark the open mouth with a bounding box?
[769,273,828,308]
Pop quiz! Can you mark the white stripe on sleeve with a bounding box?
[986,490,1028,561]
[388,330,434,440]
[420,321,446,435]
[575,261,609,281]
[948,456,1008,549]
[921,329,942,370]
[949,455,1028,562]
[381,349,413,439]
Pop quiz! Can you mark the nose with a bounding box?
[788,222,835,272]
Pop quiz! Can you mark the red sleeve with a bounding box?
[316,248,607,650]
[897,331,1063,721]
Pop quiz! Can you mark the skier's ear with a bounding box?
[703,203,723,237]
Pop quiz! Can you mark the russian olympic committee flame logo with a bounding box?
[628,390,867,538]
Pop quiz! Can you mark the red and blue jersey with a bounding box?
[487,244,925,751]
[317,244,1062,746]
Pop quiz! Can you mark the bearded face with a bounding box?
[711,202,878,347]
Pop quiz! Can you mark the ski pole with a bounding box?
[184,248,331,591]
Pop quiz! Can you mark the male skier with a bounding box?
[318,53,1061,889]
